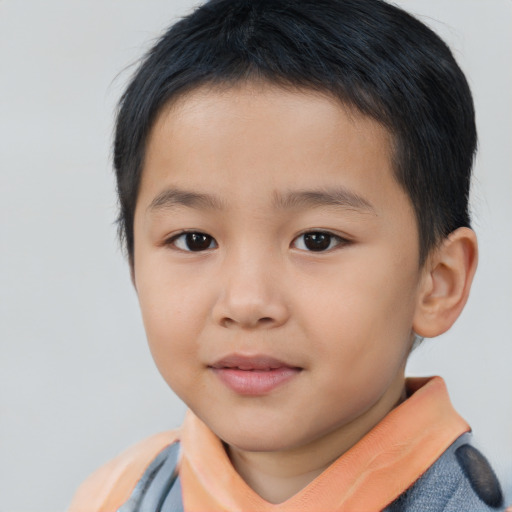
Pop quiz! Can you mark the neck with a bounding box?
[227,377,407,504]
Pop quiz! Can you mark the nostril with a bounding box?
[220,317,235,328]
[219,316,275,328]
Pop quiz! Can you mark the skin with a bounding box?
[132,83,478,503]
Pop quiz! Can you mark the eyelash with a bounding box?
[165,230,349,253]
[166,231,217,252]
[291,231,348,252]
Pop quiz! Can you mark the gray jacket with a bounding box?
[118,433,505,512]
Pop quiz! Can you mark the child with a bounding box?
[69,0,506,510]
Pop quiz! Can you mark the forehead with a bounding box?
[139,82,403,217]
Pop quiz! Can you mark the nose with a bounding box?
[211,250,290,329]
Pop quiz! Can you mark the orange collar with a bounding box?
[179,376,470,512]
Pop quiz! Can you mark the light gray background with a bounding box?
[1,1,511,510]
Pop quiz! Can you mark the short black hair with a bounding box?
[114,0,476,264]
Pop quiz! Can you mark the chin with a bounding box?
[213,417,312,453]
[223,431,295,453]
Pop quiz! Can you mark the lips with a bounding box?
[209,354,302,395]
[210,354,295,371]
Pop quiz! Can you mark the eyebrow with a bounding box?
[148,188,226,212]
[147,186,376,215]
[273,187,376,214]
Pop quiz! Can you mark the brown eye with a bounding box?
[292,231,344,252]
[172,232,216,251]
[303,232,331,251]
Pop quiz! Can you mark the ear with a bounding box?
[413,227,478,338]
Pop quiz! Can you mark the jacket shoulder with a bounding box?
[385,433,505,512]
[67,430,179,512]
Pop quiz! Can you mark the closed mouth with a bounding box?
[209,354,300,371]
[208,354,302,395]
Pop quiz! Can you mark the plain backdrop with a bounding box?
[1,1,511,510]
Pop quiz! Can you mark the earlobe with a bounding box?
[413,227,478,338]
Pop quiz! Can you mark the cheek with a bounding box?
[138,290,203,400]
[135,264,210,375]
[299,252,419,359]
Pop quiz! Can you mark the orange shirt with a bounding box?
[68,376,470,512]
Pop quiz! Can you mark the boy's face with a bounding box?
[133,84,425,454]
